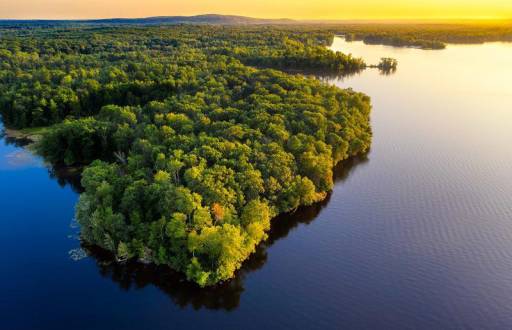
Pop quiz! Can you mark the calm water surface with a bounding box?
[2,38,512,329]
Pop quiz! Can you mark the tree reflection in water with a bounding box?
[80,155,369,311]
[47,165,84,193]
[1,128,85,193]
[3,127,368,311]
[1,124,371,311]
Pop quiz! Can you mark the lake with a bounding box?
[2,37,512,329]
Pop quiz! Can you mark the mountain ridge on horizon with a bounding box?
[0,14,297,25]
[2,14,508,26]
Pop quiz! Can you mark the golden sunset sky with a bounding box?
[1,0,511,20]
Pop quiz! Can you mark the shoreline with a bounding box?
[1,126,49,151]
[78,154,369,287]
[3,127,44,142]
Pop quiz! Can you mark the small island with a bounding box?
[377,57,399,74]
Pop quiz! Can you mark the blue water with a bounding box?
[2,39,512,329]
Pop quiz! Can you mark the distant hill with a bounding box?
[89,14,295,25]
[0,14,296,26]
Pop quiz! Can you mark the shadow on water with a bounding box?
[82,154,370,311]
[0,123,32,147]
[2,135,33,147]
[47,165,84,193]
[1,121,370,311]
[1,120,370,310]
[378,67,397,76]
[280,67,365,81]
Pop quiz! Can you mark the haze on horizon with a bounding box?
[1,0,511,21]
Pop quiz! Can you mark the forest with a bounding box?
[338,22,512,49]
[0,26,368,128]
[0,25,372,286]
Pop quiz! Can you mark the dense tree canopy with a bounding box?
[0,26,367,128]
[0,25,372,286]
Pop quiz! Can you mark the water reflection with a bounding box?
[0,126,84,192]
[81,155,369,311]
[276,67,365,81]
[84,244,247,310]
[378,66,397,75]
[316,65,396,84]
[0,126,32,147]
[47,165,84,193]
[3,119,368,312]
[0,128,42,171]
[1,134,33,148]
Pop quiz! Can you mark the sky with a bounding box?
[1,0,511,20]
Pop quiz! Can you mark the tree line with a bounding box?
[340,22,512,49]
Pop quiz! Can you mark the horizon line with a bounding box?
[0,14,510,23]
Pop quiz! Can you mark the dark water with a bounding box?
[2,38,512,329]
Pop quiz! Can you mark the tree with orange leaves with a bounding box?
[211,203,225,224]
